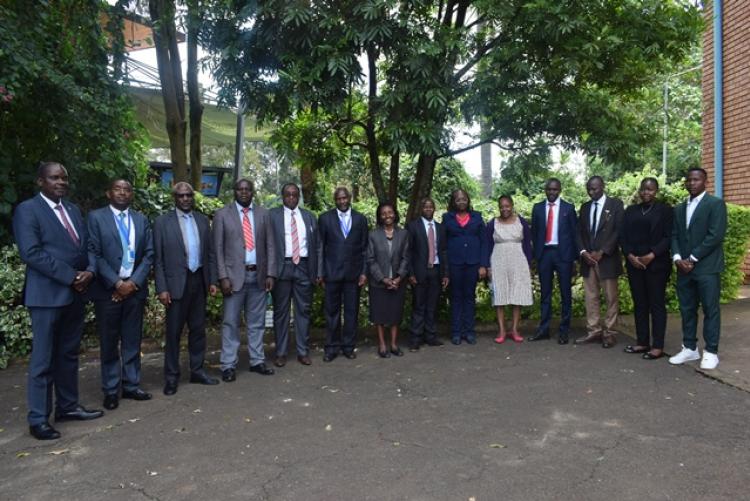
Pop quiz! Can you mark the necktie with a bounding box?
[545,202,555,244]
[290,211,300,264]
[590,201,599,237]
[242,207,255,251]
[183,214,200,272]
[339,213,350,238]
[427,222,436,268]
[117,212,133,270]
[55,204,80,246]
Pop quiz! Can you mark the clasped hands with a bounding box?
[72,271,93,293]
[627,252,655,271]
[111,279,138,302]
[675,258,695,275]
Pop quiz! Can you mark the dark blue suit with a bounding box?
[531,199,578,337]
[87,206,153,396]
[13,194,94,426]
[442,211,487,342]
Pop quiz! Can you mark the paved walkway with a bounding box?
[0,294,748,500]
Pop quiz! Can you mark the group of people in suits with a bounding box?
[13,162,727,442]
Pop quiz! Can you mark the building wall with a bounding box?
[702,0,750,278]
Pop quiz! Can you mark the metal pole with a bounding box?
[713,0,724,198]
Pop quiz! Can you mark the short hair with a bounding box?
[420,197,435,208]
[108,178,133,191]
[281,183,300,196]
[37,161,64,178]
[687,167,708,179]
[172,181,194,195]
[234,178,254,190]
[544,177,561,189]
[447,189,473,212]
[333,186,351,199]
[498,194,514,206]
[587,175,604,186]
[376,202,399,226]
[640,177,659,189]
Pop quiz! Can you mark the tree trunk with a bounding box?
[186,4,204,190]
[387,152,399,203]
[366,46,387,203]
[300,162,318,210]
[149,0,188,183]
[406,154,436,221]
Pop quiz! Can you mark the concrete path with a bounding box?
[1,297,749,500]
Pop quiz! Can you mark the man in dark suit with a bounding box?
[575,176,625,348]
[317,187,369,362]
[154,182,219,395]
[212,179,276,382]
[270,183,317,367]
[407,197,448,351]
[13,161,103,440]
[669,168,727,370]
[87,179,154,410]
[529,178,578,344]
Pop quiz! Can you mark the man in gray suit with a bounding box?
[575,176,625,348]
[269,183,318,367]
[87,179,154,410]
[212,179,277,382]
[154,182,219,395]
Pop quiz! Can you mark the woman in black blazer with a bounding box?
[620,177,673,360]
[367,203,410,357]
[442,189,487,345]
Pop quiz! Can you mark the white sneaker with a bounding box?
[700,352,719,370]
[669,346,701,365]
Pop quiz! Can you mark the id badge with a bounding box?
[127,249,136,265]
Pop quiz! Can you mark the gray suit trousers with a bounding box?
[220,269,268,369]
[272,259,313,357]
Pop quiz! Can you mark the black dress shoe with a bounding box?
[378,349,391,358]
[465,337,477,345]
[450,338,461,345]
[122,388,152,401]
[163,381,178,396]
[274,356,287,368]
[30,422,61,440]
[190,372,220,385]
[425,339,444,347]
[55,405,104,422]
[527,331,550,342]
[222,368,237,382]
[558,336,569,345]
[343,351,357,359]
[642,351,665,360]
[249,363,275,375]
[323,353,338,363]
[103,394,119,410]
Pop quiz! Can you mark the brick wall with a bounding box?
[702,0,750,279]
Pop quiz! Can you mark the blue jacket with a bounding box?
[442,210,487,266]
[530,199,578,263]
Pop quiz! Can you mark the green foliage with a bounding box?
[0,0,150,243]
[722,204,750,303]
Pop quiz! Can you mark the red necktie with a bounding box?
[545,202,555,244]
[290,211,300,264]
[427,222,435,268]
[55,205,80,246]
[242,208,255,251]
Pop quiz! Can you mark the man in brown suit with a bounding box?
[575,176,625,348]
[212,179,277,382]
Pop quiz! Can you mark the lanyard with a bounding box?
[115,212,132,246]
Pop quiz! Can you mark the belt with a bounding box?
[284,257,308,262]
[245,265,257,271]
[543,245,558,250]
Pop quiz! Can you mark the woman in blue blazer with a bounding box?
[442,189,487,344]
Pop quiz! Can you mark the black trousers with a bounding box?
[626,264,669,349]
[164,270,207,382]
[409,266,441,346]
[324,280,360,356]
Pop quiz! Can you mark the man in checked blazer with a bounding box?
[269,183,317,367]
[154,182,219,395]
[212,178,277,382]
[575,176,625,349]
[668,168,727,370]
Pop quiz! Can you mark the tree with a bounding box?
[0,0,148,243]
[206,0,701,219]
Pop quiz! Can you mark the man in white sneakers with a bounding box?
[668,168,727,370]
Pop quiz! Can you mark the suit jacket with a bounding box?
[367,227,410,288]
[482,215,532,267]
[619,202,673,273]
[577,196,624,279]
[671,193,727,275]
[13,194,93,307]
[269,206,318,280]
[317,208,369,282]
[406,218,449,282]
[213,202,276,292]
[442,210,486,266]
[153,209,212,299]
[531,199,578,263]
[87,206,154,301]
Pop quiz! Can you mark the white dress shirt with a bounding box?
[284,206,308,257]
[421,217,440,265]
[110,205,136,278]
[673,191,706,263]
[40,193,79,239]
[545,197,560,245]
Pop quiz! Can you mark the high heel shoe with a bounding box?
[494,333,506,344]
[510,331,524,343]
[390,346,404,357]
[378,348,391,358]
